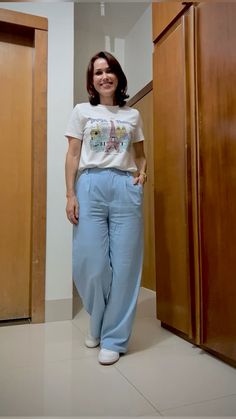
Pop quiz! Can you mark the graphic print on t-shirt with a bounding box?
[88,118,132,154]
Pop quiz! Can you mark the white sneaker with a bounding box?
[85,333,100,348]
[98,348,120,365]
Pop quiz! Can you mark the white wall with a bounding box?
[125,4,152,98]
[0,3,74,309]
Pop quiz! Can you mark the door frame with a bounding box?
[0,8,48,323]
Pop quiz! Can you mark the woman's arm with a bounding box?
[65,137,82,224]
[133,141,147,185]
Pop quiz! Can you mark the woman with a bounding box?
[65,51,147,365]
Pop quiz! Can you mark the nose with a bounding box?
[101,71,109,80]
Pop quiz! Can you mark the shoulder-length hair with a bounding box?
[87,51,129,107]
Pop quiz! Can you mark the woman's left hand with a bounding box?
[132,142,147,186]
[133,172,147,186]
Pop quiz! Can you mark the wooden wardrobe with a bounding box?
[153,2,236,367]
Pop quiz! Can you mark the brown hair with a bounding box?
[86,51,129,107]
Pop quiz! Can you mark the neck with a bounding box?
[100,96,116,106]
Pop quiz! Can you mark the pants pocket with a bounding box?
[125,175,143,205]
[76,171,91,198]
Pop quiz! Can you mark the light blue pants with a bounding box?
[73,168,143,353]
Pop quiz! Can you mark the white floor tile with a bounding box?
[0,320,97,369]
[161,394,236,416]
[129,316,201,355]
[72,306,90,335]
[0,287,235,417]
[0,357,159,416]
[117,344,236,411]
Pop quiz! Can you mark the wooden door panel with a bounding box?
[0,9,47,324]
[133,90,156,291]
[152,2,188,42]
[153,18,192,335]
[0,39,33,320]
[196,3,236,362]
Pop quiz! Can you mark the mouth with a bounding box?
[100,82,113,87]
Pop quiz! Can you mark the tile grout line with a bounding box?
[159,392,236,414]
[72,321,86,336]
[114,364,163,416]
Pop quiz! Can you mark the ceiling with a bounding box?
[75,2,150,37]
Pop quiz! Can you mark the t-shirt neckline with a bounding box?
[97,104,119,109]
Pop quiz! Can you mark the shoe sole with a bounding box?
[98,356,120,365]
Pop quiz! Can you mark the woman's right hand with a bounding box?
[66,195,79,225]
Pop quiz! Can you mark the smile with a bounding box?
[100,82,113,86]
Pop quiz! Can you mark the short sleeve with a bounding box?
[132,110,145,143]
[64,104,85,140]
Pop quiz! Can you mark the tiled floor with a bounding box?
[0,287,235,418]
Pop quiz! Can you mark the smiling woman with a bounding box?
[92,59,118,104]
[86,51,128,107]
[64,51,147,366]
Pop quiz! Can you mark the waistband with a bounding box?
[82,168,133,177]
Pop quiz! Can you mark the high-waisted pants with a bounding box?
[73,168,144,353]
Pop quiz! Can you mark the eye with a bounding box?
[94,70,102,76]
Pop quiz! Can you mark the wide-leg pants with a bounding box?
[73,168,144,353]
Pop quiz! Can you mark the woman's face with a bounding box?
[93,58,118,104]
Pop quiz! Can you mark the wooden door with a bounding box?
[0,9,48,323]
[153,10,196,338]
[196,3,236,364]
[0,29,33,320]
[132,88,156,291]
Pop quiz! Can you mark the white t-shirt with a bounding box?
[65,102,144,173]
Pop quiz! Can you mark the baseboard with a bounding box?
[45,287,155,322]
[45,298,73,322]
[141,286,156,295]
[73,282,83,318]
